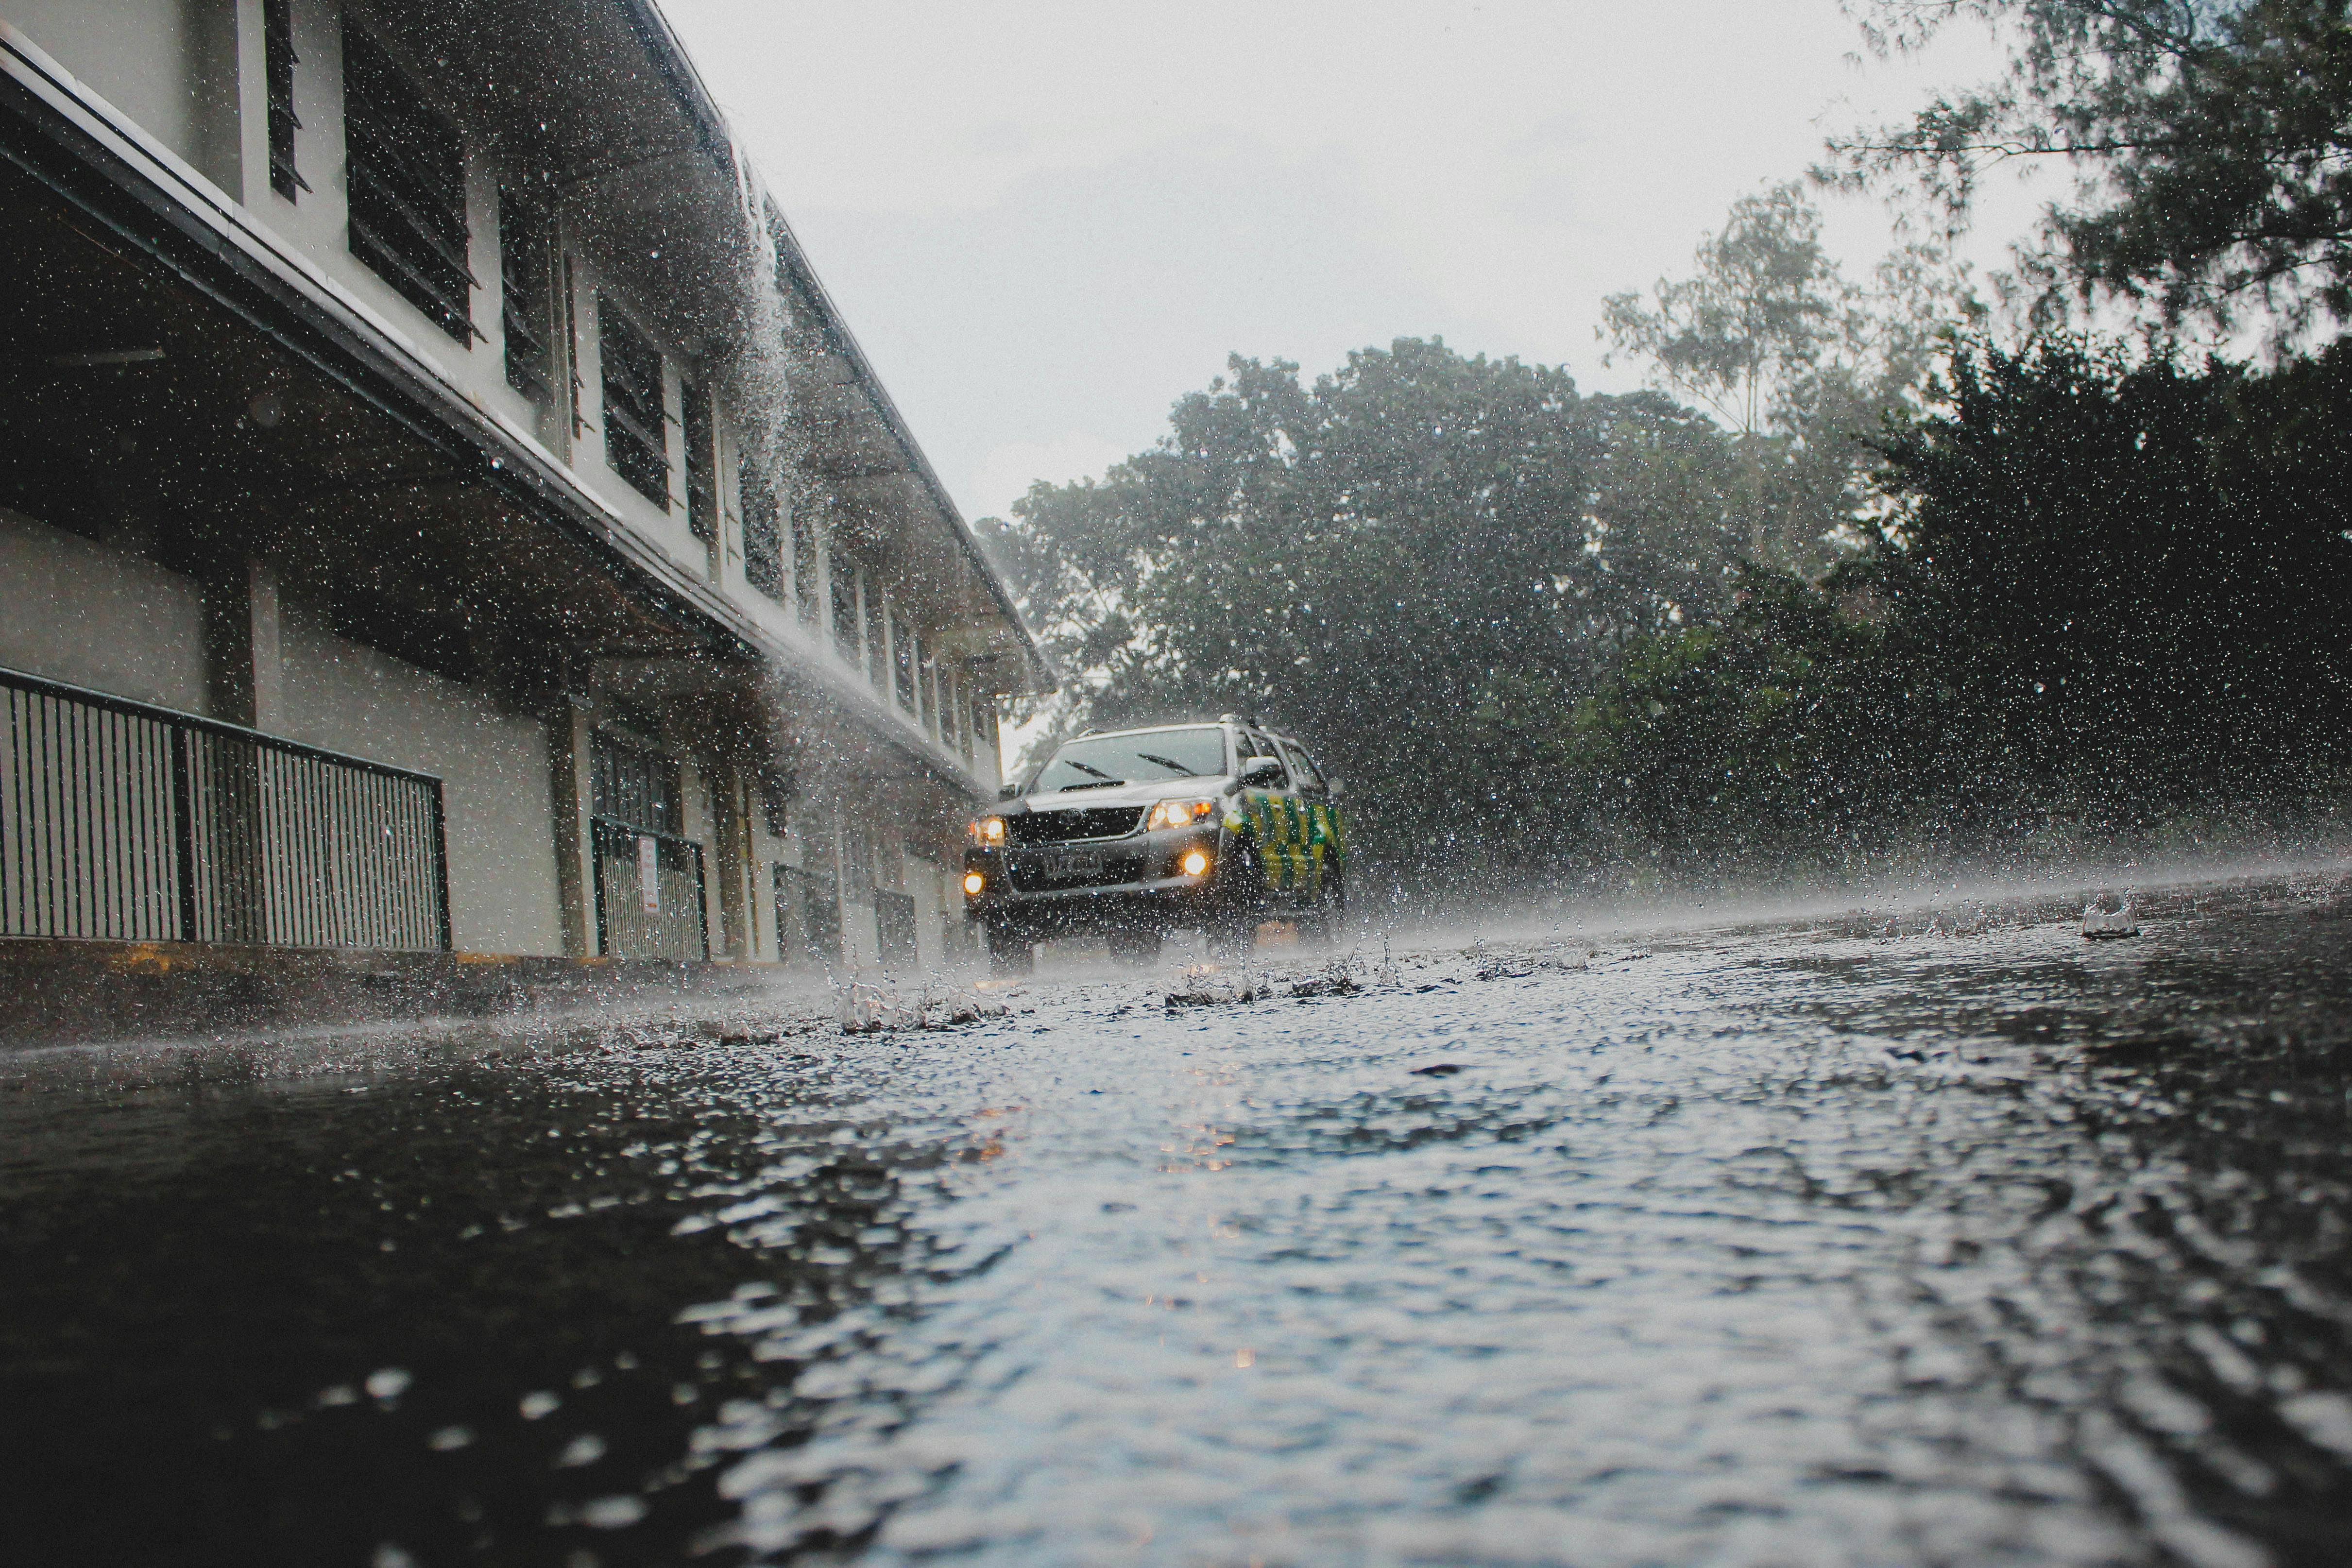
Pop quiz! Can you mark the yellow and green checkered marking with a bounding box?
[1233,791,1343,894]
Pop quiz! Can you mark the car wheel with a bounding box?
[1300,869,1346,950]
[1107,927,1161,966]
[986,925,1034,976]
[1206,840,1266,963]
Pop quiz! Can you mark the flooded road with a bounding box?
[4,872,2351,1568]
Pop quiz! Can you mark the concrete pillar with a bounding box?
[195,557,281,943]
[710,757,754,961]
[202,557,282,730]
[548,706,597,956]
[854,569,877,684]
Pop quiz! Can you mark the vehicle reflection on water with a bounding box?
[2,871,2349,1567]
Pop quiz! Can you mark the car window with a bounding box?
[1030,726,1227,792]
[1280,740,1325,793]
[1243,733,1288,784]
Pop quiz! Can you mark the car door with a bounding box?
[1257,733,1314,904]
[1277,738,1338,898]
[1235,729,1295,899]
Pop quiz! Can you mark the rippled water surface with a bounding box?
[5,873,2352,1567]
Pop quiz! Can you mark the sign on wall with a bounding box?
[638,834,660,913]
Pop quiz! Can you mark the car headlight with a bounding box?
[1179,849,1210,877]
[1146,798,1216,830]
[963,870,986,896]
[970,816,1007,847]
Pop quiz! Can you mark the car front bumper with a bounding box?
[963,825,1228,938]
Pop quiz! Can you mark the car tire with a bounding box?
[1107,927,1161,966]
[1300,868,1346,950]
[1206,839,1266,963]
[985,925,1034,976]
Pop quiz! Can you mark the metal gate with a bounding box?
[0,666,450,950]
[591,818,708,961]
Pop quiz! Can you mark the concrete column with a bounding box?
[548,707,597,956]
[233,0,271,210]
[194,558,282,943]
[854,569,876,684]
[572,259,606,478]
[202,557,282,729]
[975,694,1002,786]
[710,758,754,961]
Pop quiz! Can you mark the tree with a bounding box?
[1830,0,2352,342]
[1602,182,1977,565]
[1579,391,1750,639]
[1601,183,1853,441]
[1515,332,2352,883]
[1500,569,1934,880]
[1873,334,2352,805]
[978,339,1608,879]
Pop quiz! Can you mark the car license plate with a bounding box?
[1058,850,1105,881]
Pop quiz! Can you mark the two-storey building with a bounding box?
[0,0,1049,971]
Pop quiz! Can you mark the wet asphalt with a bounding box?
[3,871,2350,1568]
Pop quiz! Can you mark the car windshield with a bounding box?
[1030,727,1227,792]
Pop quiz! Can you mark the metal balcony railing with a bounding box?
[0,667,450,950]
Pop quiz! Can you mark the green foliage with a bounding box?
[1832,0,2352,340]
[1879,334,2352,787]
[1479,571,1945,879]
[1601,181,1980,567]
[1520,334,2352,878]
[979,339,1736,871]
[984,322,2352,893]
[1601,183,1854,438]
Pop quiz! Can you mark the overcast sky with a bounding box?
[660,0,2030,524]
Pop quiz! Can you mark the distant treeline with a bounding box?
[979,334,2352,894]
[1494,338,2352,886]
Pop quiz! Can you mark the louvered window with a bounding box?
[598,301,669,507]
[683,381,717,544]
[264,0,306,200]
[499,184,551,403]
[741,459,784,601]
[592,735,679,835]
[344,28,475,342]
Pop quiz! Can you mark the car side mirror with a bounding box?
[1327,778,1344,800]
[998,784,1020,800]
[1240,756,1283,786]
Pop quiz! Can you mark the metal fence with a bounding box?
[0,666,450,950]
[592,817,708,961]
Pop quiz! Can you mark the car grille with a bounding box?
[1008,853,1148,893]
[1006,806,1144,845]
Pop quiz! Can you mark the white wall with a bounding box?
[0,511,209,714]
[275,597,564,955]
[6,0,242,189]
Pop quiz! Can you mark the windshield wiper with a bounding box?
[1057,779,1125,791]
[1133,752,1197,776]
[1062,760,1117,781]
